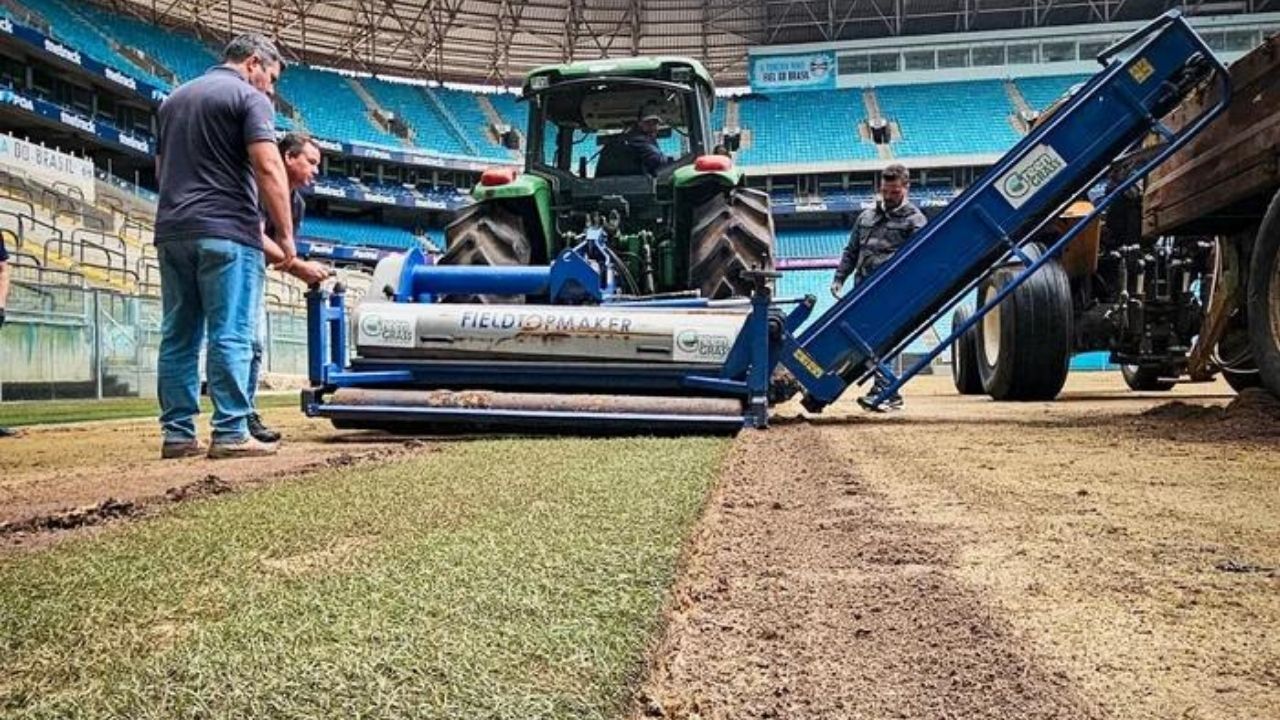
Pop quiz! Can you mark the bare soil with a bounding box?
[0,404,426,548]
[636,373,1280,720]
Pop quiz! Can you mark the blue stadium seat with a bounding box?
[1017,75,1091,112]
[486,91,529,137]
[775,228,848,259]
[300,216,426,251]
[363,79,469,155]
[277,68,401,147]
[72,4,217,84]
[736,89,878,166]
[19,0,169,88]
[433,87,512,160]
[875,80,1021,157]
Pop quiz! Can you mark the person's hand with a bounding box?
[289,260,333,286]
[276,235,298,266]
[829,281,843,298]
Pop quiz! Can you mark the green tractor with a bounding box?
[439,57,775,302]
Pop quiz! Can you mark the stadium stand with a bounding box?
[874,80,1021,156]
[277,67,401,146]
[775,228,848,259]
[1016,74,1091,112]
[71,2,217,84]
[432,87,512,160]
[735,89,879,166]
[299,216,427,251]
[15,0,170,88]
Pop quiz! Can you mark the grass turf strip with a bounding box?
[0,436,728,719]
[0,393,297,428]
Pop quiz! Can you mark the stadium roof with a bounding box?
[101,0,1277,85]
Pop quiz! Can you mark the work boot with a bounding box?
[247,413,281,443]
[161,439,204,459]
[207,436,278,459]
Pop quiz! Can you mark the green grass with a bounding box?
[0,436,729,719]
[0,394,298,427]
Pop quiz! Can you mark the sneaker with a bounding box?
[161,439,204,459]
[207,436,278,459]
[247,413,282,443]
[858,391,905,412]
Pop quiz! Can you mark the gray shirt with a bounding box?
[155,66,276,249]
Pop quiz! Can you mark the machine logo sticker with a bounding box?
[996,144,1067,210]
[672,329,733,362]
[358,313,415,347]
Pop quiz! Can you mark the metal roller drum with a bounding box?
[325,388,746,435]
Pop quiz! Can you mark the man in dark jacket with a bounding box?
[621,105,671,176]
[829,163,928,409]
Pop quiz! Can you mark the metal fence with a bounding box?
[0,281,310,402]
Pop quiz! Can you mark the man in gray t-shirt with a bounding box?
[154,33,296,460]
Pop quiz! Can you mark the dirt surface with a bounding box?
[636,373,1280,720]
[0,403,425,548]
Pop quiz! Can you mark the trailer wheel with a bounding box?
[438,203,530,304]
[1246,187,1280,398]
[689,188,775,299]
[975,260,1074,400]
[1121,364,1176,392]
[950,306,984,395]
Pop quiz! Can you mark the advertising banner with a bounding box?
[749,51,836,93]
[0,132,96,201]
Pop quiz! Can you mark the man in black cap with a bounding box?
[830,163,928,410]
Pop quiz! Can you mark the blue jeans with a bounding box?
[157,239,264,444]
[247,297,266,407]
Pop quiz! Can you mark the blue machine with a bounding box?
[303,12,1230,433]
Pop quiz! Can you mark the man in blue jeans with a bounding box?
[154,33,296,459]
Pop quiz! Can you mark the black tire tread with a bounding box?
[951,306,984,395]
[688,188,775,299]
[1246,187,1280,399]
[1121,364,1176,392]
[438,203,530,304]
[976,261,1074,401]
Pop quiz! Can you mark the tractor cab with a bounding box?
[521,59,719,228]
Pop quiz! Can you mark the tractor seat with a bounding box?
[595,138,644,177]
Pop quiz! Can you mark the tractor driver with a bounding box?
[621,104,673,176]
[829,163,928,410]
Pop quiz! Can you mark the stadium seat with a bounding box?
[874,80,1021,157]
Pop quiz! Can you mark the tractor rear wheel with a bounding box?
[438,203,530,304]
[689,188,775,299]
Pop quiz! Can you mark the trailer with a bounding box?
[304,12,1232,434]
[954,31,1280,400]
